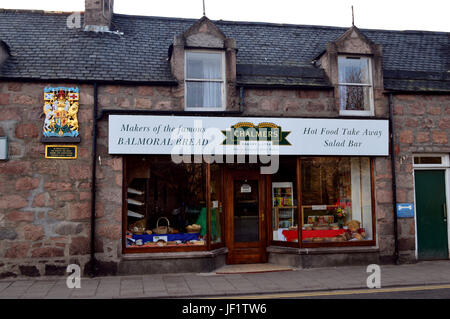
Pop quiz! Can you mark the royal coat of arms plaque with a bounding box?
[42,87,80,140]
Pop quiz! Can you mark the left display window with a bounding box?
[125,156,207,249]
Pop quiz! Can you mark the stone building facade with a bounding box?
[0,1,449,277]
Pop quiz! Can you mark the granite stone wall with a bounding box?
[392,94,450,262]
[0,82,94,277]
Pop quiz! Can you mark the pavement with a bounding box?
[1,260,450,299]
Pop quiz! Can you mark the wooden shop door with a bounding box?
[415,170,449,260]
[224,169,268,264]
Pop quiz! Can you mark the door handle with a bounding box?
[444,203,447,222]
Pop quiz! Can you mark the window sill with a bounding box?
[339,110,374,117]
[121,247,228,260]
[267,243,379,255]
[184,107,226,112]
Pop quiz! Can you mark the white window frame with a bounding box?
[412,154,449,168]
[184,50,226,111]
[338,56,374,117]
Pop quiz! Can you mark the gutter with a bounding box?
[97,109,244,121]
[0,76,178,87]
[388,93,400,264]
[89,83,99,277]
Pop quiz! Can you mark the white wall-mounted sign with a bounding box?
[108,115,389,156]
[0,137,8,160]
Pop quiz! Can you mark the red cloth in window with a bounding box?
[302,229,346,239]
[281,230,299,242]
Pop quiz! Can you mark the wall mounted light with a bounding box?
[0,136,8,161]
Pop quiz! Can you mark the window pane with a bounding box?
[271,157,298,242]
[210,164,223,244]
[186,52,222,80]
[339,85,371,111]
[125,156,207,249]
[414,156,442,165]
[338,57,370,84]
[300,157,373,244]
[186,81,222,108]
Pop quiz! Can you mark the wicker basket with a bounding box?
[152,217,172,234]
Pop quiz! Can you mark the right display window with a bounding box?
[300,157,373,245]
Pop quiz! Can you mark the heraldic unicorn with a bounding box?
[43,87,79,138]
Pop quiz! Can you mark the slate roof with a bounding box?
[0,9,449,92]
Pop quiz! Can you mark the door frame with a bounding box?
[412,154,450,260]
[224,168,268,264]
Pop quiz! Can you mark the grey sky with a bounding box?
[0,0,449,32]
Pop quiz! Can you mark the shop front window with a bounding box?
[271,157,299,243]
[125,156,207,249]
[300,157,373,245]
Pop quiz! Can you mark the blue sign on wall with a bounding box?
[397,203,414,218]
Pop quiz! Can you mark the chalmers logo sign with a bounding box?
[221,122,291,146]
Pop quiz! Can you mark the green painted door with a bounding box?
[415,170,448,260]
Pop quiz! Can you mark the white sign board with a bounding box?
[108,115,389,156]
[0,137,7,160]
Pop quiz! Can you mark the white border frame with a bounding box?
[184,50,226,112]
[338,56,374,117]
[412,153,450,260]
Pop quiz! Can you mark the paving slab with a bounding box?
[163,275,191,295]
[0,282,12,293]
[143,275,167,295]
[20,281,56,298]
[183,274,215,294]
[69,279,99,298]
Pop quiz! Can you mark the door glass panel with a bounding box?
[210,164,223,244]
[234,179,259,242]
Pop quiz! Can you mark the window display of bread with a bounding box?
[312,224,330,230]
[186,224,201,233]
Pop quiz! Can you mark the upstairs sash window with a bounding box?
[338,56,373,115]
[185,51,225,110]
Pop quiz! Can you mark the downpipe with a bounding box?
[89,83,99,277]
[389,93,400,264]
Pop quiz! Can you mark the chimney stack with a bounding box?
[84,0,114,32]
